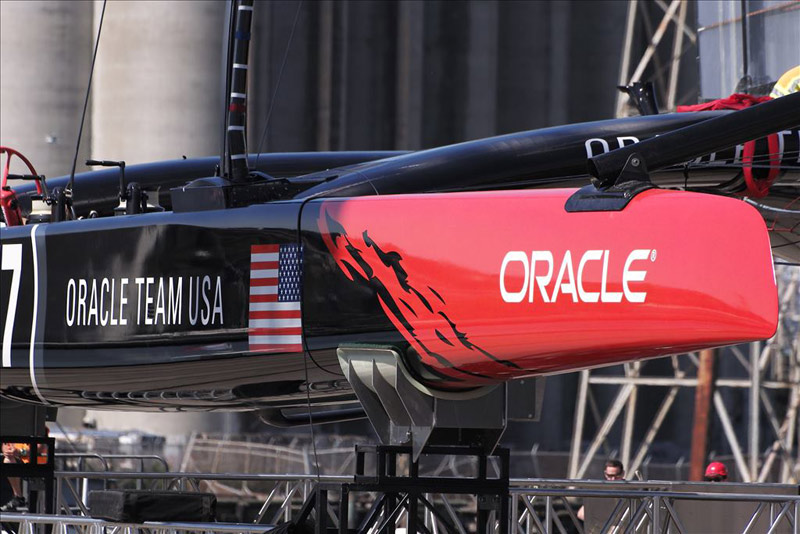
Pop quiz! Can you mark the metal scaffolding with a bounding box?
[569,266,800,484]
[5,470,799,534]
[615,0,697,116]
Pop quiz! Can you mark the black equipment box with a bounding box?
[88,490,216,523]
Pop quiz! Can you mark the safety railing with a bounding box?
[508,485,799,534]
[56,453,169,474]
[0,512,273,533]
[52,452,170,516]
[7,470,798,533]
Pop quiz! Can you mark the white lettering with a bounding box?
[500,252,529,303]
[600,251,623,303]
[616,136,639,148]
[135,277,146,325]
[577,250,603,303]
[154,277,166,325]
[144,277,155,325]
[584,138,610,159]
[65,279,76,326]
[110,279,118,326]
[119,278,128,326]
[212,276,224,325]
[189,276,199,325]
[623,249,650,303]
[530,251,553,303]
[169,277,182,325]
[78,279,88,325]
[500,249,652,304]
[63,274,227,329]
[201,275,211,325]
[100,278,110,326]
[550,250,577,303]
[87,279,99,326]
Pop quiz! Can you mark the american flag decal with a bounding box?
[249,244,303,352]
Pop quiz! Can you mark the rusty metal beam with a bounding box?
[689,348,716,481]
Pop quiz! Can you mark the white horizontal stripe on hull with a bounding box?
[251,253,279,262]
[249,335,302,345]
[251,269,279,279]
[250,302,302,311]
[249,318,302,328]
[250,286,278,295]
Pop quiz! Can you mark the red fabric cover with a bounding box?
[677,93,771,112]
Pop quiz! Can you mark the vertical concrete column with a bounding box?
[395,1,424,150]
[496,1,551,134]
[548,2,571,126]
[0,1,92,179]
[248,1,315,153]
[316,1,334,151]
[248,1,272,153]
[91,1,226,165]
[464,0,498,140]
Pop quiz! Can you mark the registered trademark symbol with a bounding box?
[651,250,657,261]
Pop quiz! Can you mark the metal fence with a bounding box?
[4,469,797,534]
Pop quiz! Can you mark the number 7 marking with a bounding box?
[2,243,22,367]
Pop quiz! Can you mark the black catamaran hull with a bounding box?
[2,112,798,410]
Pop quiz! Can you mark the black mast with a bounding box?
[227,0,254,183]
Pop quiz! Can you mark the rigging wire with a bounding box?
[254,0,304,171]
[296,196,321,485]
[67,0,107,198]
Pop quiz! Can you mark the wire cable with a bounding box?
[254,1,304,171]
[67,0,107,196]
[296,195,321,485]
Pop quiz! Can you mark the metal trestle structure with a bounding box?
[569,266,800,484]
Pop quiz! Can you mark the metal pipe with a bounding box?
[615,0,638,117]
[577,384,635,478]
[742,502,766,534]
[714,391,752,483]
[507,488,800,503]
[666,0,687,110]
[621,363,640,475]
[587,376,796,389]
[568,370,589,479]
[690,349,716,481]
[765,502,791,534]
[628,386,680,475]
[589,91,800,187]
[750,342,761,481]
[0,513,272,533]
[628,0,681,85]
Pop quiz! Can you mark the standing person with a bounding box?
[602,460,625,481]
[577,459,625,520]
[0,442,26,511]
[704,461,728,482]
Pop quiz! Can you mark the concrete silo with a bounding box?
[90,0,226,165]
[0,0,93,179]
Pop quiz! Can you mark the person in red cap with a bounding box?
[704,461,728,482]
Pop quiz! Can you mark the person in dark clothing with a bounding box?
[1,442,26,511]
[704,461,728,482]
[577,459,625,521]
